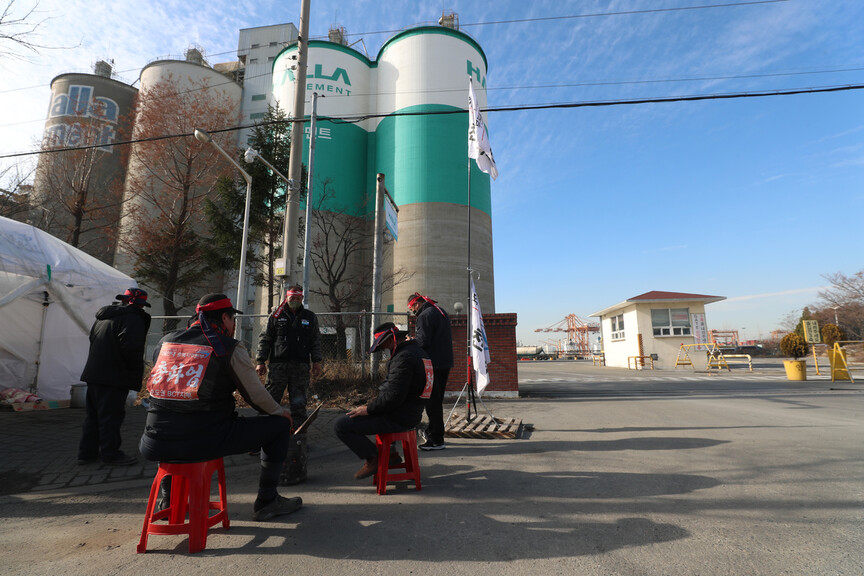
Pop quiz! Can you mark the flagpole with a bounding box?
[466,158,476,421]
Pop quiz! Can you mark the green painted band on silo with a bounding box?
[375,104,492,215]
[300,118,369,217]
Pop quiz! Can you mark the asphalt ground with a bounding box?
[1,358,863,575]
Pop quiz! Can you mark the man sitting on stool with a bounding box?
[140,294,302,521]
[334,322,433,479]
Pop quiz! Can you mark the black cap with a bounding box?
[369,322,403,353]
[116,287,151,307]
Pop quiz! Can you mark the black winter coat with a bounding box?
[367,340,430,428]
[80,303,151,390]
[414,301,454,368]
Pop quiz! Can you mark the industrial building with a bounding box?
[32,61,138,265]
[31,16,496,325]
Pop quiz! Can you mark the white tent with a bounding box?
[0,215,136,400]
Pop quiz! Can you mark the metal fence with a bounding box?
[145,311,410,372]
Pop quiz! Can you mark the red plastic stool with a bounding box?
[137,458,229,553]
[373,430,422,495]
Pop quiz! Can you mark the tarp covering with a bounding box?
[0,215,135,400]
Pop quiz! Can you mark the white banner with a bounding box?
[691,313,708,349]
[468,78,498,180]
[470,278,491,395]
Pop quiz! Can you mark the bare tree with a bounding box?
[0,160,35,222]
[307,181,412,357]
[816,270,864,339]
[33,102,131,263]
[0,0,76,62]
[120,75,239,321]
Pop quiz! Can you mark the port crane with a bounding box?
[535,314,600,358]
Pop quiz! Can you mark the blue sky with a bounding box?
[1,0,862,345]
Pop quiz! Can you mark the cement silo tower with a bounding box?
[114,46,243,316]
[33,60,137,265]
[271,19,494,315]
[376,25,495,313]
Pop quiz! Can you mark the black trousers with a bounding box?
[424,367,451,444]
[334,414,412,460]
[78,384,129,461]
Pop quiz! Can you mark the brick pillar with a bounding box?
[443,313,519,398]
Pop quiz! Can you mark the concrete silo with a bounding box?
[33,60,137,265]
[375,26,495,313]
[115,47,243,316]
[271,23,494,316]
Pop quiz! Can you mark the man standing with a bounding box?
[78,287,151,466]
[140,294,302,521]
[334,322,432,479]
[256,285,322,484]
[408,292,454,451]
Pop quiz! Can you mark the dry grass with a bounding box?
[137,360,383,410]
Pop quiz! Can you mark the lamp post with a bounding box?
[194,128,252,342]
[833,306,839,326]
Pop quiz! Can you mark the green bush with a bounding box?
[821,323,846,348]
[780,333,809,359]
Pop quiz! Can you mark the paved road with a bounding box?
[1,360,862,575]
[517,358,856,396]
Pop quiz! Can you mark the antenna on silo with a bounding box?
[438,10,459,29]
[328,25,348,46]
[93,59,113,78]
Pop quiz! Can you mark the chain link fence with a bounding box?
[145,311,410,376]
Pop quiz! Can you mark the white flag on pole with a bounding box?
[468,78,498,180]
[470,278,491,395]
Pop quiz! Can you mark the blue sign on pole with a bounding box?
[384,196,398,241]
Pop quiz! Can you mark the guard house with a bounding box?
[591,291,726,370]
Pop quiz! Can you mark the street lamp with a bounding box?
[194,128,252,341]
[243,147,295,296]
[833,306,839,326]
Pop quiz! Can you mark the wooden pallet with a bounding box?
[445,414,522,439]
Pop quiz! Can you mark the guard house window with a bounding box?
[251,94,266,101]
[610,314,625,341]
[652,308,691,336]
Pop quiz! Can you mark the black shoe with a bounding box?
[253,495,303,521]
[420,440,446,451]
[77,454,99,465]
[102,452,138,466]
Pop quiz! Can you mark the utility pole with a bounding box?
[301,92,319,305]
[370,173,387,376]
[282,0,311,286]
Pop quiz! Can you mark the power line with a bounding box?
[4,82,861,160]
[4,62,864,130]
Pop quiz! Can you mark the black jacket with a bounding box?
[256,306,322,364]
[80,303,151,390]
[367,340,430,428]
[414,301,454,368]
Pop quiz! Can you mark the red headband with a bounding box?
[373,327,396,342]
[196,298,235,313]
[408,294,424,307]
[287,289,303,296]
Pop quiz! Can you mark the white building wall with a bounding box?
[237,23,298,146]
[600,301,712,370]
[602,308,640,368]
